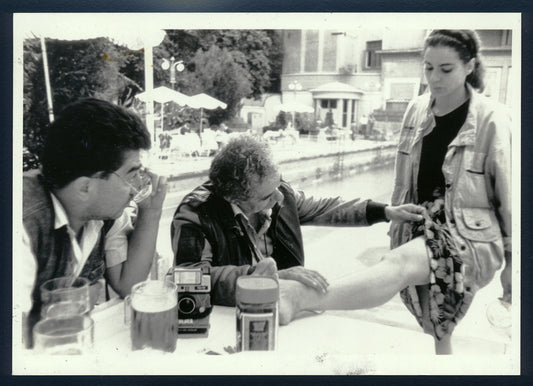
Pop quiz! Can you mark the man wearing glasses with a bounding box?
[20,98,167,347]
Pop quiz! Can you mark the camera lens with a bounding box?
[178,297,196,315]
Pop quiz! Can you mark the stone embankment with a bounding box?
[155,140,397,196]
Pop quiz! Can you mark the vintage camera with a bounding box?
[171,266,212,335]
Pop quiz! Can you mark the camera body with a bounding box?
[171,266,212,335]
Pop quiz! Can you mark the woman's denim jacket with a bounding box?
[389,86,512,290]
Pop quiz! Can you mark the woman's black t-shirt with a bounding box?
[417,99,470,203]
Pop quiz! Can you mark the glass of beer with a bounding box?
[130,280,178,352]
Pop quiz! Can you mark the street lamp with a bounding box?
[287,80,302,128]
[161,56,185,90]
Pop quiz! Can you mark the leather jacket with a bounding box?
[172,180,387,306]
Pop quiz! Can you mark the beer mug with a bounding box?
[129,280,178,352]
[486,298,512,340]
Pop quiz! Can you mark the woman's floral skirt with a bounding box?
[399,198,475,340]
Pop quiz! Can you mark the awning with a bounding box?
[311,82,364,100]
[274,102,314,113]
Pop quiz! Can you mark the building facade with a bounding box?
[279,28,513,131]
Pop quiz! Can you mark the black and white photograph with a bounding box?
[12,12,521,375]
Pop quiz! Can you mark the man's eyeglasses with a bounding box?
[111,168,152,203]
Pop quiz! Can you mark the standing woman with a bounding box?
[389,29,512,354]
[274,29,510,355]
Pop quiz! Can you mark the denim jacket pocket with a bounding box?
[454,207,501,242]
[464,150,487,174]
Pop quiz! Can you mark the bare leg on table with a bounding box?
[279,236,430,321]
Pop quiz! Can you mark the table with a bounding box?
[13,225,516,375]
[13,294,513,375]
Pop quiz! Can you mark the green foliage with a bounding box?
[262,111,287,133]
[275,111,288,129]
[23,30,283,168]
[187,30,274,98]
[295,113,319,135]
[23,37,142,168]
[189,45,252,124]
[23,39,48,160]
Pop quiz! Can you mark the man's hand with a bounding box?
[137,169,167,211]
[249,257,279,280]
[278,266,329,293]
[385,204,425,223]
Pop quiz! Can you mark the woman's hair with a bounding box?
[209,135,278,201]
[40,98,151,188]
[424,29,485,92]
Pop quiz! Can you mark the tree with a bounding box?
[151,30,282,126]
[189,45,252,124]
[264,30,283,94]
[22,30,284,167]
[192,30,275,99]
[23,37,141,169]
[155,30,281,98]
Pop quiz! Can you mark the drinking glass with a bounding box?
[33,315,94,355]
[40,276,91,318]
[129,280,178,352]
[486,298,512,339]
[486,298,512,354]
[130,168,152,203]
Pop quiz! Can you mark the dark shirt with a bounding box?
[417,99,469,203]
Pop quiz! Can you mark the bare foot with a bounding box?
[279,279,302,325]
[278,279,323,325]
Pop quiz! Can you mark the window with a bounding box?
[502,30,512,46]
[322,30,337,72]
[365,40,382,70]
[320,99,337,109]
[304,30,319,72]
[284,30,302,74]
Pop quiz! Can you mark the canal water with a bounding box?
[289,163,394,204]
[156,163,395,260]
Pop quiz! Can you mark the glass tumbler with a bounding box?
[40,276,91,318]
[33,315,94,355]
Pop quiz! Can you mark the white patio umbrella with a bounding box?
[135,86,191,105]
[19,14,166,139]
[188,93,228,110]
[135,86,192,137]
[188,93,227,134]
